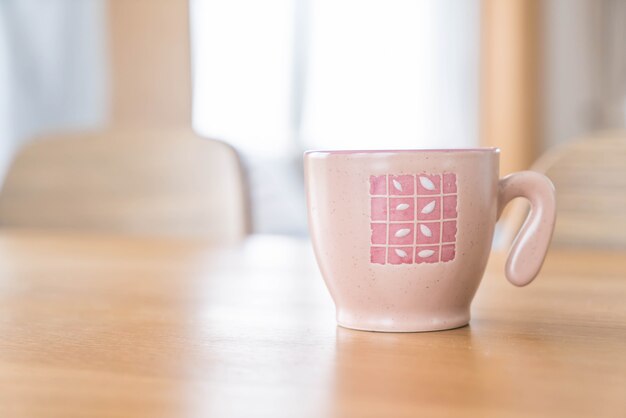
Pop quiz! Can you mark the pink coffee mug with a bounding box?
[304,148,556,332]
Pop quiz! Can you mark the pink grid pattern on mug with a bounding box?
[369,173,457,265]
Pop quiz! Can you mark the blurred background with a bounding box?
[0,0,624,244]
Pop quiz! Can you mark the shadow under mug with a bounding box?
[305,148,556,332]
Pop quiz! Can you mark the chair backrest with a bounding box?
[501,131,626,249]
[0,128,250,242]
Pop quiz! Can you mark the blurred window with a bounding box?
[191,0,479,156]
[191,0,480,234]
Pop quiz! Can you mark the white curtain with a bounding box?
[0,0,106,179]
[192,0,479,154]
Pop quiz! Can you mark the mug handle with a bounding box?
[497,171,556,286]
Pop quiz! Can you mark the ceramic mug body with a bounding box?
[304,149,555,332]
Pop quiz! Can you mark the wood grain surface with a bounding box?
[0,231,624,418]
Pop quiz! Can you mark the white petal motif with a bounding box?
[392,179,403,192]
[419,176,435,190]
[394,249,408,258]
[394,228,411,238]
[396,203,410,210]
[420,200,436,214]
[417,249,435,258]
[420,224,433,237]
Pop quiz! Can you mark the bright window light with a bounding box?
[191,0,294,157]
[191,0,479,156]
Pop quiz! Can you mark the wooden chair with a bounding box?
[501,131,626,249]
[0,128,250,242]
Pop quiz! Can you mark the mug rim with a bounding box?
[304,147,500,155]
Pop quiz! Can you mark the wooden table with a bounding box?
[0,231,624,418]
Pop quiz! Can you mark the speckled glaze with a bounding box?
[304,149,556,332]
